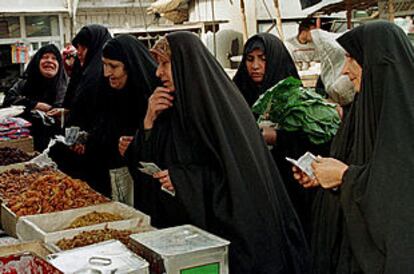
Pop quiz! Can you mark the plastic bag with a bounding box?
[110,166,134,207]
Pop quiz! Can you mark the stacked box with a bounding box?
[129,225,230,274]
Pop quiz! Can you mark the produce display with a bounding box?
[0,252,62,273]
[7,174,110,216]
[67,211,124,229]
[252,77,341,144]
[0,165,56,202]
[56,228,134,250]
[0,147,36,166]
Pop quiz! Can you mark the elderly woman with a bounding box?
[84,34,159,198]
[294,21,414,273]
[126,32,310,274]
[3,44,67,150]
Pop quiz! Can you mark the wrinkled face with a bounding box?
[76,44,88,66]
[39,52,59,78]
[155,54,175,91]
[342,54,362,92]
[102,57,128,90]
[246,49,266,84]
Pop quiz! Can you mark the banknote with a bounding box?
[138,161,162,176]
[286,152,317,178]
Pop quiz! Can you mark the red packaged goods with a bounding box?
[0,252,62,274]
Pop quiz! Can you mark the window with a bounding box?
[25,16,60,37]
[0,17,21,39]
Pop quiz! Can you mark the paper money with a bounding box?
[138,162,176,197]
[138,161,162,176]
[286,152,317,178]
[65,126,80,145]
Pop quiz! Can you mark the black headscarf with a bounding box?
[90,35,159,169]
[332,21,414,273]
[63,24,111,131]
[233,33,300,106]
[164,32,310,274]
[5,44,67,109]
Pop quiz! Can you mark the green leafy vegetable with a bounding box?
[252,77,340,144]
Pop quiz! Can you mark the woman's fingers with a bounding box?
[153,169,169,179]
[153,169,175,192]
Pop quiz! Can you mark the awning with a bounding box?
[303,0,378,15]
[0,0,69,14]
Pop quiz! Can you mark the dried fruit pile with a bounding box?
[0,165,56,202]
[56,228,134,250]
[0,147,36,166]
[7,174,110,216]
[67,211,124,229]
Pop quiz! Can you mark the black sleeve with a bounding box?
[3,80,37,109]
[124,124,153,167]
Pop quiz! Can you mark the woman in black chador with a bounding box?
[48,24,112,195]
[234,33,331,240]
[294,21,414,273]
[126,32,310,274]
[59,24,112,131]
[85,34,159,197]
[3,44,67,150]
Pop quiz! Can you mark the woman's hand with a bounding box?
[47,108,68,118]
[118,136,133,156]
[35,102,52,112]
[70,144,85,155]
[292,166,319,188]
[311,157,348,189]
[153,169,175,192]
[144,87,174,129]
[261,126,277,145]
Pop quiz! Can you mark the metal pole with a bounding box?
[346,0,352,29]
[138,0,151,47]
[273,0,284,41]
[240,0,248,42]
[211,0,217,57]
[388,0,395,22]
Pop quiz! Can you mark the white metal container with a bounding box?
[47,240,149,274]
[129,225,229,274]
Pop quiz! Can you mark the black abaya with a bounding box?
[127,32,310,274]
[233,33,331,241]
[312,21,414,274]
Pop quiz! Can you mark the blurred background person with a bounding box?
[3,44,67,150]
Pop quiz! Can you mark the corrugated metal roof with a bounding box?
[0,0,69,13]
[305,0,377,15]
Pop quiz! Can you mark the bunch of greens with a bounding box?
[252,77,340,144]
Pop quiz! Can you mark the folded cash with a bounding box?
[286,152,317,178]
[138,161,162,176]
[65,126,80,145]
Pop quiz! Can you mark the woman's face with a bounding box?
[39,52,59,78]
[246,49,266,84]
[155,54,175,91]
[102,57,128,90]
[342,54,362,92]
[76,44,88,66]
